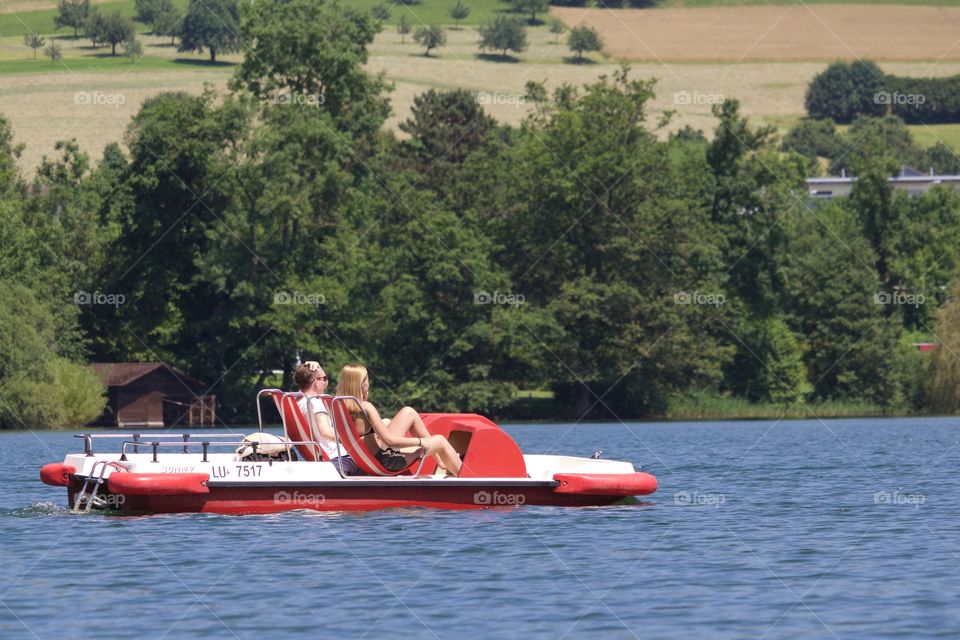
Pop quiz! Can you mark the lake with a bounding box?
[2,417,959,638]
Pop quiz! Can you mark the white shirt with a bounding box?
[297,396,348,459]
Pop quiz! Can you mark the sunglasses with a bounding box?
[314,375,328,382]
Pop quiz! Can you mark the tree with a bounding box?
[805,59,886,123]
[928,282,960,413]
[178,0,240,63]
[511,0,548,24]
[549,18,565,44]
[478,15,527,58]
[23,32,45,58]
[399,88,495,190]
[45,41,63,62]
[84,10,107,48]
[86,11,135,55]
[151,5,182,45]
[781,118,842,166]
[54,0,89,38]
[123,37,144,60]
[567,25,602,61]
[397,14,411,43]
[371,4,391,21]
[414,24,446,56]
[449,1,470,29]
[134,0,174,25]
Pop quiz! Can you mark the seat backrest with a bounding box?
[279,392,331,462]
[330,396,420,476]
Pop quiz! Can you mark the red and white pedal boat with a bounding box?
[39,390,657,515]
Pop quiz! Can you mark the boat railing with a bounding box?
[112,437,330,463]
[75,433,247,457]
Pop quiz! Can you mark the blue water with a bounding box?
[2,417,959,638]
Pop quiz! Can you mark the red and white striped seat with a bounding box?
[279,392,332,462]
[330,396,427,477]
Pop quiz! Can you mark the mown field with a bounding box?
[3,0,960,171]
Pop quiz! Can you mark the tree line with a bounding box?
[4,0,960,428]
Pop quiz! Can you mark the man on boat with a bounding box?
[295,361,363,476]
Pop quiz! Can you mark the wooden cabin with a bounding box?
[90,363,216,428]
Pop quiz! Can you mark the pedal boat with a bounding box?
[39,390,657,515]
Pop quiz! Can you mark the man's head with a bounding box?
[294,361,328,394]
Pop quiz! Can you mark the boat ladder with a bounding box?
[72,461,128,513]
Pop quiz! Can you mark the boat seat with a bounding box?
[329,396,427,477]
[278,392,332,462]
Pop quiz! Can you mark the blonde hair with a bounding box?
[336,364,368,428]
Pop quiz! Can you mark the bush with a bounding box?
[782,118,842,160]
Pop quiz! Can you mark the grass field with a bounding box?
[4,1,960,172]
[553,5,960,62]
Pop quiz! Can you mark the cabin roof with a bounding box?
[90,362,203,390]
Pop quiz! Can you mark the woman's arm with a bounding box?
[361,401,420,448]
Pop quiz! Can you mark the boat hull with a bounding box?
[57,472,657,514]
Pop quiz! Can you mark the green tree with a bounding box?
[464,68,733,416]
[178,0,240,63]
[54,0,89,38]
[781,118,842,169]
[151,5,182,45]
[134,0,173,25]
[805,59,886,123]
[928,282,960,413]
[123,37,144,60]
[511,0,548,23]
[399,88,496,190]
[87,11,135,56]
[371,4,391,21]
[23,32,45,58]
[567,25,602,61]
[449,1,470,28]
[478,15,527,58]
[414,24,446,56]
[397,14,411,43]
[549,17,565,44]
[45,41,63,62]
[0,281,106,429]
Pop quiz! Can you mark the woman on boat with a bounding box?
[336,363,462,477]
